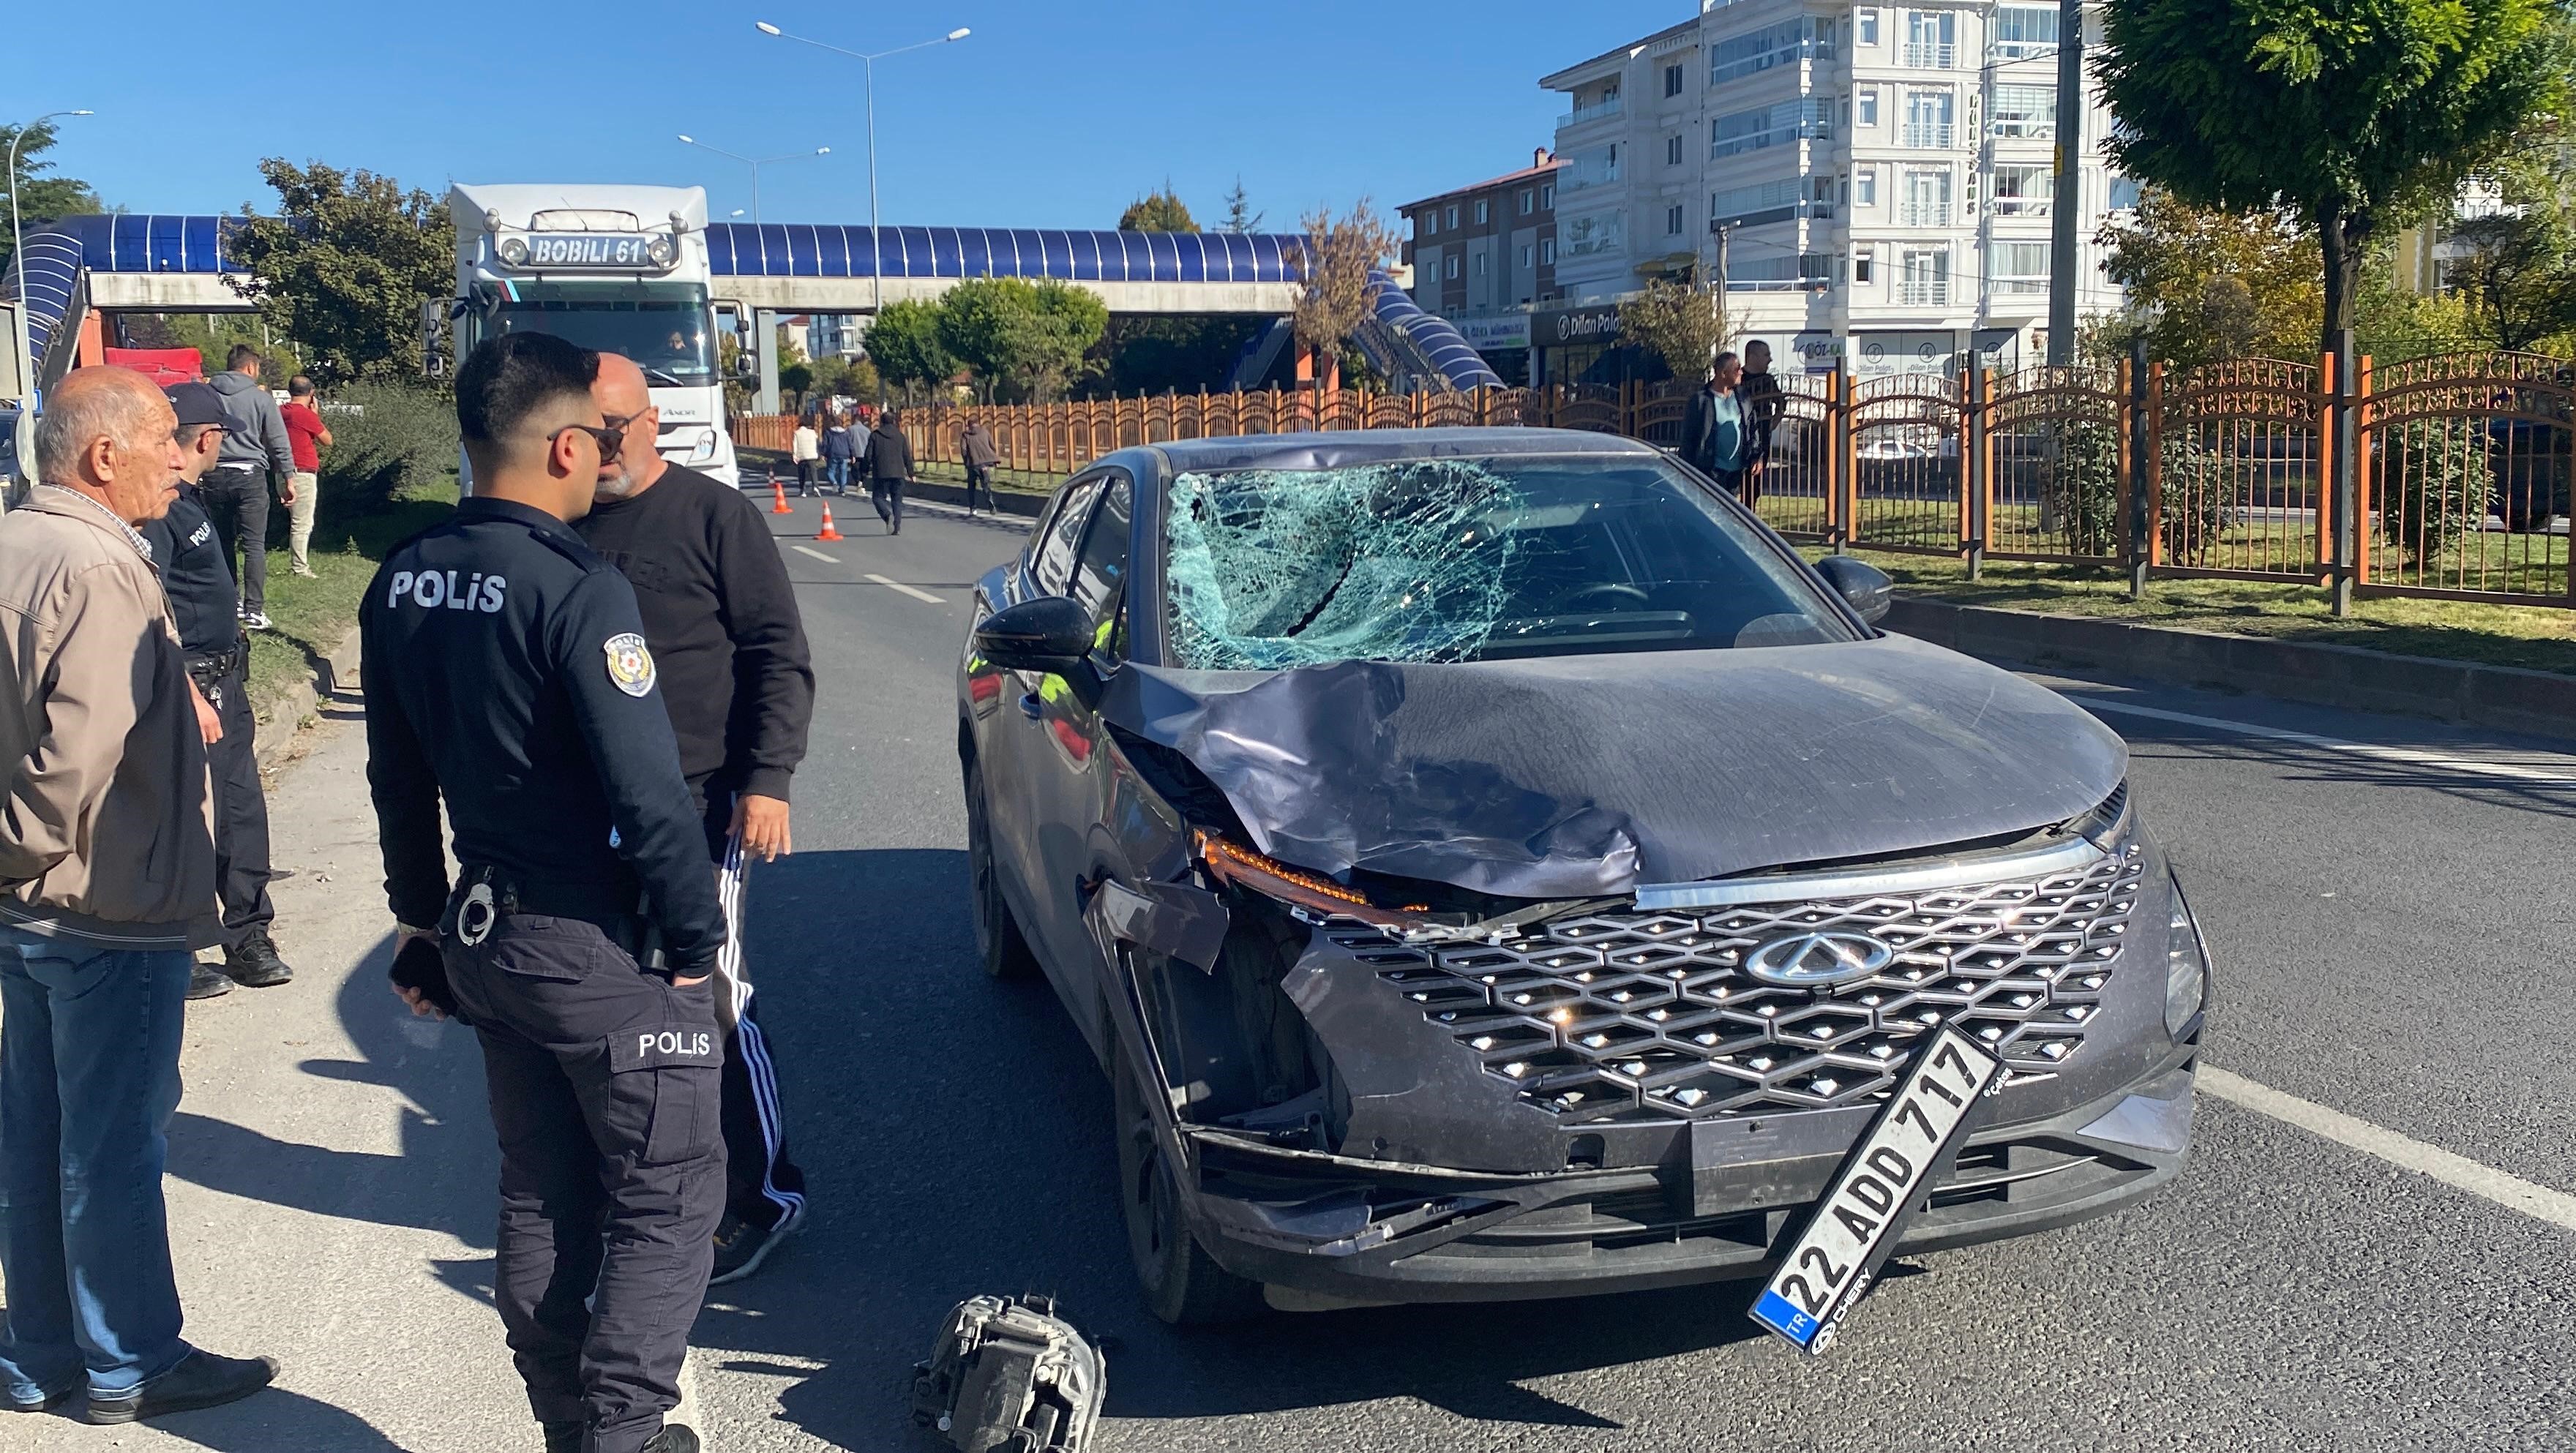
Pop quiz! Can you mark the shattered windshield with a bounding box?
[1163,455,1858,669]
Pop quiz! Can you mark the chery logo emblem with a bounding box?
[1745,931,1895,987]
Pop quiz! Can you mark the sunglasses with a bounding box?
[548,422,626,465]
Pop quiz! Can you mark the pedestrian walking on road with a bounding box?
[141,382,293,1000]
[868,408,913,535]
[201,344,296,631]
[277,375,331,577]
[960,417,1001,516]
[0,367,278,1426]
[1681,352,1753,506]
[364,333,724,1453]
[1737,340,1785,509]
[579,353,817,1287]
[790,417,819,497]
[820,411,856,496]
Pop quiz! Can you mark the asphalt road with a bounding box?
[674,489,2576,1452]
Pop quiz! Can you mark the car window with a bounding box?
[1161,454,1861,669]
[1030,476,1105,596]
[1069,476,1133,663]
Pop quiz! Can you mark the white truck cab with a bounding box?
[449,183,738,487]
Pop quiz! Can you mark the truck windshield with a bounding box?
[479,285,714,386]
[1161,455,1860,669]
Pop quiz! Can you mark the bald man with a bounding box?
[0,367,277,1424]
[574,353,815,1285]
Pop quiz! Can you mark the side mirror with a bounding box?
[1813,554,1893,624]
[974,596,1097,676]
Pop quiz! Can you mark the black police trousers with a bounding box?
[199,466,270,616]
[445,911,725,1453]
[199,663,274,946]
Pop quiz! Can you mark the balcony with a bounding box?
[1991,277,2049,294]
[1898,200,1954,227]
[1900,122,1955,149]
[1562,95,1625,127]
[1991,196,2051,217]
[1898,278,1951,305]
[1902,42,1955,67]
[1562,159,1622,192]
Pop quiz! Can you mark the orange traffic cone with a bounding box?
[816,499,844,541]
[770,474,793,514]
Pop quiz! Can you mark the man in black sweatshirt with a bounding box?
[575,353,817,1285]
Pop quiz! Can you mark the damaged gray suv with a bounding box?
[958,429,2208,1325]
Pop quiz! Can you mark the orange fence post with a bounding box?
[2354,355,2373,587]
[2146,361,2167,569]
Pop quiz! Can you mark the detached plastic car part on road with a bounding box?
[955,429,2209,1324]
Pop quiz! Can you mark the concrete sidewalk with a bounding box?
[0,688,692,1451]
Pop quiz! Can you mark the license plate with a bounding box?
[1748,1026,2002,1354]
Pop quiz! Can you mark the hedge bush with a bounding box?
[320,383,455,511]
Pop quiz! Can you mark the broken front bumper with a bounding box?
[1178,1053,2195,1304]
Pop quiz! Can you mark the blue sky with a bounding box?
[18,1,1677,233]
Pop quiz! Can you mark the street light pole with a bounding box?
[675,135,829,226]
[754,21,970,319]
[8,109,94,413]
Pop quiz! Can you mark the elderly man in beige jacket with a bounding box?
[0,367,275,1426]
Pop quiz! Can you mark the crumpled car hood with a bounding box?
[1101,634,2127,899]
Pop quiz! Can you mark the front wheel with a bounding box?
[1112,1038,1267,1326]
[963,758,1040,981]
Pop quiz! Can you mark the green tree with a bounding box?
[864,299,955,400]
[1292,202,1398,386]
[2442,134,2576,350]
[2099,189,2322,365]
[1090,315,1261,397]
[0,121,103,278]
[1120,186,1198,233]
[2098,0,2564,350]
[936,277,1108,402]
[225,160,453,386]
[1617,279,1729,381]
[1221,178,1263,233]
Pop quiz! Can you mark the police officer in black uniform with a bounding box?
[143,381,292,998]
[362,333,724,1453]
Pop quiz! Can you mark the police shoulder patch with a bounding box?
[603,632,656,697]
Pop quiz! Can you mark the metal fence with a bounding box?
[737,350,2574,609]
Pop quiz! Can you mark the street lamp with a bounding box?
[753,20,970,316]
[675,135,829,226]
[9,109,93,413]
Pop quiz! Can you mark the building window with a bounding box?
[1667,134,1685,167]
[1520,243,1534,268]
[1991,84,2057,138]
[1901,89,1955,148]
[1520,187,1535,214]
[1903,10,1957,68]
[1854,247,1875,283]
[1475,199,1489,225]
[1857,9,1879,45]
[1711,16,1838,84]
[1418,211,1434,237]
[1564,209,1623,257]
[1899,247,1950,305]
[1667,203,1685,236]
[1992,163,2053,214]
[1992,6,2059,59]
[1445,254,1461,280]
[1567,145,1622,192]
[1989,241,2049,293]
[1712,99,1834,158]
[1712,177,1803,224]
[1900,168,1953,227]
[1665,62,1685,97]
[1539,237,1557,265]
[1474,252,1489,277]
[1854,166,1878,206]
[2108,175,2143,211]
[1445,205,1459,229]
[1540,183,1554,209]
[1857,87,1879,126]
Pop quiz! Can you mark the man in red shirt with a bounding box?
[277,377,331,578]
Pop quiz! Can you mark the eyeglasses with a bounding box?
[604,408,656,435]
[548,422,626,465]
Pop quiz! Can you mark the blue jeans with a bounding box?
[824,457,850,492]
[0,928,190,1400]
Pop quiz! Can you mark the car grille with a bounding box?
[1341,842,2145,1125]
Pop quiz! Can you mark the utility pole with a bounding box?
[2045,0,2083,365]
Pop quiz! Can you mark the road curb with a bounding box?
[1884,596,2576,743]
[256,624,362,778]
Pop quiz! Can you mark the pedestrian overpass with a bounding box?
[5,214,1499,399]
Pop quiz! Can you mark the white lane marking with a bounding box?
[866,572,946,604]
[791,546,839,563]
[2200,1066,2576,1234]
[2060,695,2576,784]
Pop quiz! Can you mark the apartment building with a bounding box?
[1539,0,2133,382]
[1398,149,1565,384]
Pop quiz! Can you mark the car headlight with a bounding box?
[1193,830,1430,931]
[646,235,678,266]
[496,236,528,266]
[2164,872,2210,1037]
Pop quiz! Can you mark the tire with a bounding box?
[1112,1038,1268,1326]
[963,759,1040,981]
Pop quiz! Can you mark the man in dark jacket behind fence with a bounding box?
[866,410,913,535]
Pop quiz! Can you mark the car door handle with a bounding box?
[1018,692,1043,719]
